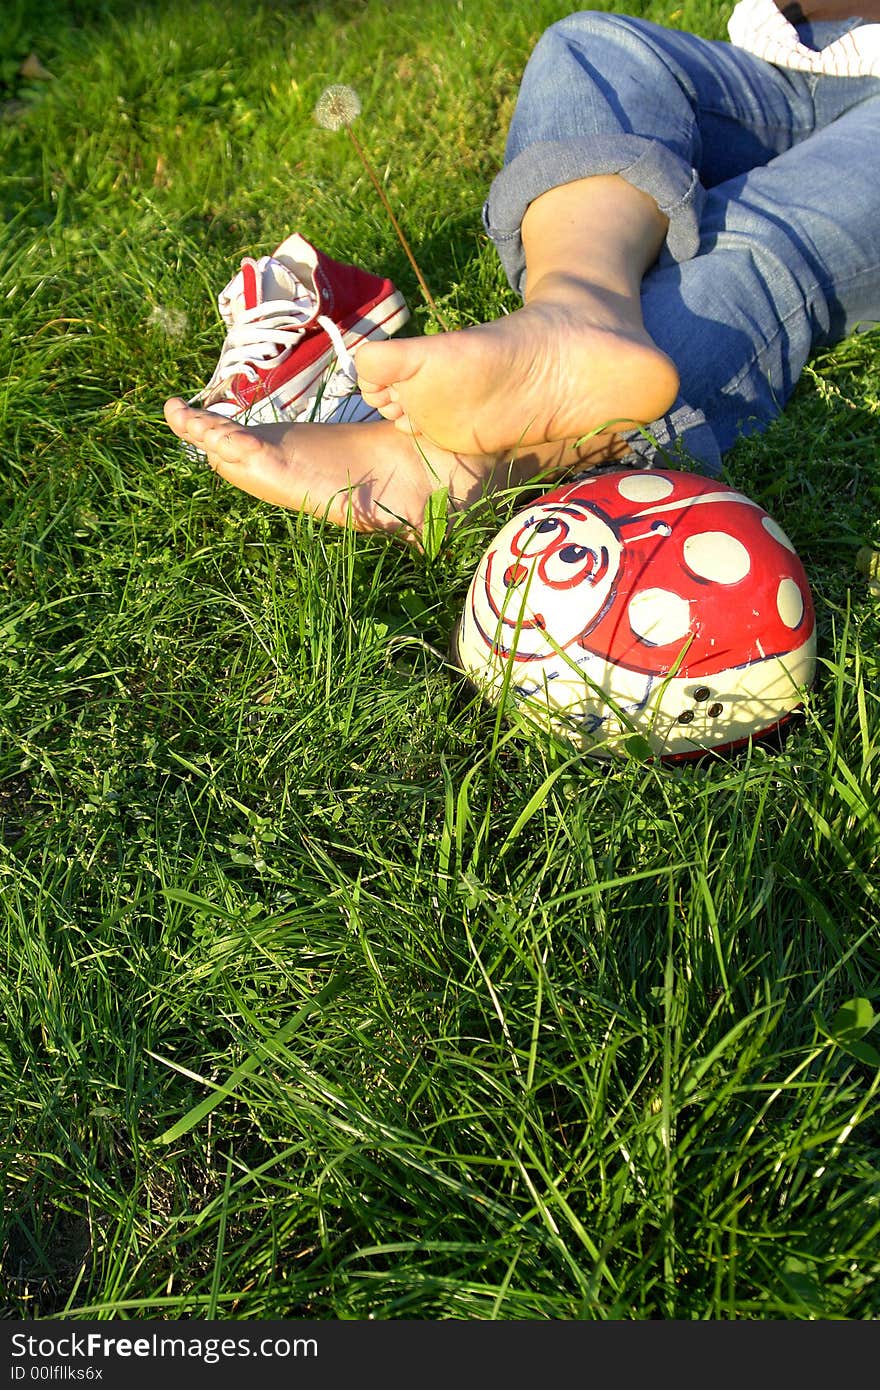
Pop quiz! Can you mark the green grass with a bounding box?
[2,0,879,1321]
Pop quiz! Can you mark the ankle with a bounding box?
[523,270,647,335]
[521,176,669,293]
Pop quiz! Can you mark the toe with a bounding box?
[354,336,419,390]
[164,397,190,431]
[392,412,419,436]
[359,383,393,408]
[202,419,258,465]
[183,409,223,445]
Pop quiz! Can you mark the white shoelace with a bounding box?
[211,299,358,386]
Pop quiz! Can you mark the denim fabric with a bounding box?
[482,12,880,473]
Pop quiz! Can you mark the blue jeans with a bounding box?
[482,12,880,473]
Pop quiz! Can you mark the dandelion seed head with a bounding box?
[314,84,361,131]
[147,305,189,340]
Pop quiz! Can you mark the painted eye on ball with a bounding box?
[538,543,602,590]
[512,515,567,558]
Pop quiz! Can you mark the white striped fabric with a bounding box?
[727,0,880,75]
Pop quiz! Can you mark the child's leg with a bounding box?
[356,11,878,465]
[635,89,880,469]
[357,172,681,455]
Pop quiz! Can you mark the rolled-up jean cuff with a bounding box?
[482,135,705,295]
[622,403,722,478]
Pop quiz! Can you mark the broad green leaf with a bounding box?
[839,1038,880,1068]
[779,1258,825,1311]
[624,733,654,762]
[421,485,449,561]
[829,996,877,1045]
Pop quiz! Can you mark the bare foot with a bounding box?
[163,398,625,542]
[355,286,680,456]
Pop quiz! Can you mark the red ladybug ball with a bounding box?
[453,469,816,760]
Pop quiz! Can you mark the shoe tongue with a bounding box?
[259,256,311,308]
[218,256,316,325]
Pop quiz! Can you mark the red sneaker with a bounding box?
[190,232,409,426]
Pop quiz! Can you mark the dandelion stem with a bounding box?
[344,126,449,332]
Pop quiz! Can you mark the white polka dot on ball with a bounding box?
[776,577,804,629]
[628,588,692,646]
[683,531,751,584]
[617,473,675,502]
